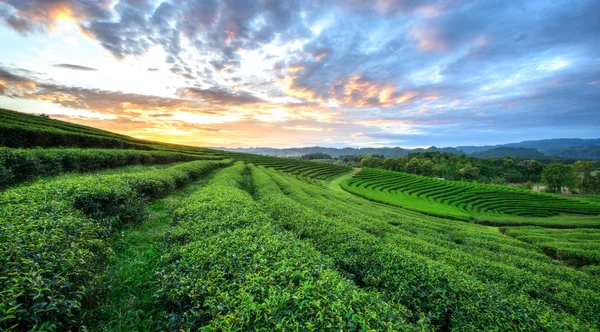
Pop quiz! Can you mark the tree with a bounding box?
[405,158,421,174]
[459,165,480,181]
[503,168,524,183]
[490,177,507,185]
[383,157,395,170]
[574,160,595,193]
[360,156,383,168]
[542,163,576,194]
[419,159,435,176]
[503,156,516,168]
[393,156,408,172]
[300,152,332,160]
[592,173,600,194]
[518,159,543,182]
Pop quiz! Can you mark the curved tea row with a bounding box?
[223,152,352,180]
[343,168,600,220]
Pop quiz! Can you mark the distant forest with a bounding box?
[334,152,600,194]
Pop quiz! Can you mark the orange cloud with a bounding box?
[10,2,80,33]
[0,80,9,92]
[342,75,380,107]
[50,4,76,24]
[393,91,419,104]
[335,75,418,107]
[287,66,305,72]
[282,125,324,131]
[282,74,418,108]
[282,75,318,101]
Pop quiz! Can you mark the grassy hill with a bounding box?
[2,108,600,331]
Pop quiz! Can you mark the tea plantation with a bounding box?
[342,167,600,225]
[1,109,599,331]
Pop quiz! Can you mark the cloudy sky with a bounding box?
[0,0,598,148]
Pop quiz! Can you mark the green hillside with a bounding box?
[342,168,600,224]
[1,109,600,331]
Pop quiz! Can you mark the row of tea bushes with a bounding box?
[0,148,223,187]
[156,162,415,330]
[0,159,232,330]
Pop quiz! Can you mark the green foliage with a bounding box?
[489,176,507,185]
[458,164,480,181]
[221,151,351,180]
[0,148,217,187]
[343,151,589,184]
[521,159,543,179]
[574,160,597,193]
[300,152,332,160]
[0,108,153,150]
[342,168,600,220]
[252,166,600,330]
[359,156,384,168]
[0,121,155,150]
[504,227,600,269]
[156,163,412,330]
[0,159,232,330]
[542,163,576,193]
[514,181,533,190]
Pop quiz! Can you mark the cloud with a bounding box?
[1,0,600,147]
[409,26,446,53]
[0,66,37,95]
[177,87,264,106]
[53,63,98,71]
[282,125,325,132]
[0,0,112,34]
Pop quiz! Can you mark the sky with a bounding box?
[0,0,599,148]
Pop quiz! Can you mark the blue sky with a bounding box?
[0,0,599,148]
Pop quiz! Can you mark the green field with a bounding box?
[342,167,600,225]
[2,109,600,331]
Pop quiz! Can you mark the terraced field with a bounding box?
[342,168,600,223]
[222,151,352,180]
[2,109,600,331]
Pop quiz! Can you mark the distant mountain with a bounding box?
[541,146,600,159]
[458,138,600,158]
[503,138,600,150]
[215,138,600,159]
[455,145,498,155]
[216,146,465,158]
[470,147,544,158]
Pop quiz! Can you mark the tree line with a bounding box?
[336,152,599,194]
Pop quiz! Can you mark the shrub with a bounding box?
[0,148,212,187]
[0,159,232,330]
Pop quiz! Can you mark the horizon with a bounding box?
[211,137,600,151]
[1,0,599,148]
